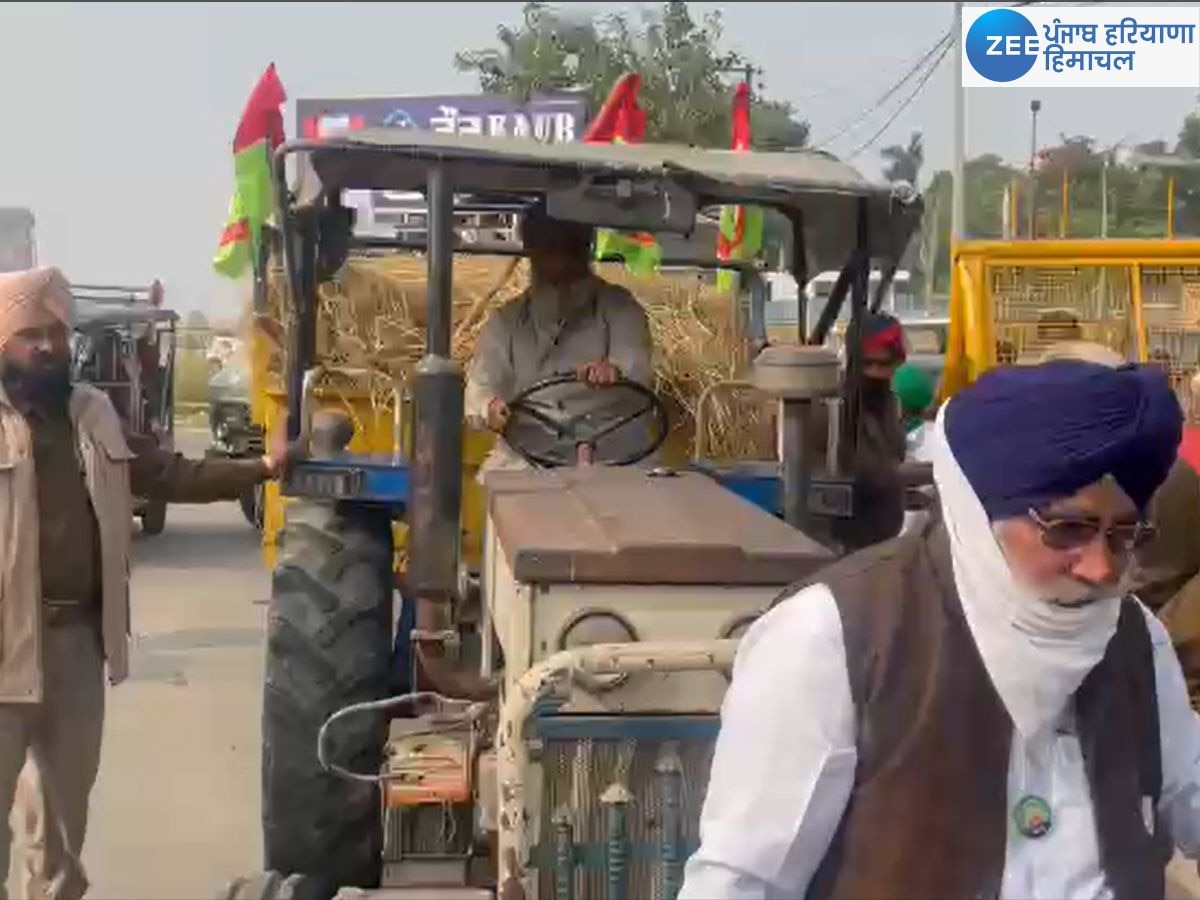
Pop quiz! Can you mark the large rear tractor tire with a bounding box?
[261,499,395,895]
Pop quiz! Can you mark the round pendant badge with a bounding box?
[1014,795,1053,839]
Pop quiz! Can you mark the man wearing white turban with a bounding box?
[0,268,290,900]
[682,358,1200,900]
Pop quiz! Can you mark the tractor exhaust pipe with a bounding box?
[409,165,463,601]
[407,165,498,702]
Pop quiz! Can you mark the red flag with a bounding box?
[232,63,287,154]
[583,73,647,144]
[584,74,660,274]
[215,64,287,278]
[717,82,763,290]
[730,81,751,152]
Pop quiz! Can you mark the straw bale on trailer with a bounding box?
[261,254,775,460]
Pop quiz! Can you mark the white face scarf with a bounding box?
[929,406,1123,740]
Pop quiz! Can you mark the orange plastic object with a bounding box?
[383,733,473,807]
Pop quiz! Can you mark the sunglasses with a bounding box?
[1027,508,1155,555]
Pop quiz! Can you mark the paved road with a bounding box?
[7,429,269,899]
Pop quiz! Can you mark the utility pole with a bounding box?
[952,1,966,242]
[718,62,763,95]
[1101,155,1109,239]
[1028,99,1042,239]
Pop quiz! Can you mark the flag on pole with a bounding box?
[214,64,287,279]
[583,73,662,275]
[716,82,764,292]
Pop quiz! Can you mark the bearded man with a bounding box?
[682,359,1200,900]
[0,267,289,900]
[464,202,654,473]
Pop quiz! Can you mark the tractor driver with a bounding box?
[465,202,655,473]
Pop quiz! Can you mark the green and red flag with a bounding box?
[214,64,287,279]
[584,73,662,276]
[716,82,764,292]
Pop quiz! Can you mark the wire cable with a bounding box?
[846,35,954,161]
[813,30,954,149]
[317,691,488,784]
[811,0,1045,151]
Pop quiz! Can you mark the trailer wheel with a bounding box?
[140,499,167,536]
[213,870,325,900]
[261,499,394,894]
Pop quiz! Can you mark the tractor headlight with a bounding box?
[556,610,639,691]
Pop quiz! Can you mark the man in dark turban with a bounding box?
[833,312,909,550]
[684,359,1200,900]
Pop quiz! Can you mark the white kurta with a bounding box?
[679,583,1200,900]
[464,273,655,474]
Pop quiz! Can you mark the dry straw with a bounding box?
[261,254,775,459]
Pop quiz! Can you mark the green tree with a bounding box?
[455,1,809,150]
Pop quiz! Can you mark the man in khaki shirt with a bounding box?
[0,267,289,900]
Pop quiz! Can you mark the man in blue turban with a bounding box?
[684,360,1200,900]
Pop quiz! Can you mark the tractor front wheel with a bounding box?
[261,499,394,895]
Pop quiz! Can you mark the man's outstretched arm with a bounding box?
[127,432,271,504]
[680,584,857,899]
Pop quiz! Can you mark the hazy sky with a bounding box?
[1,1,1195,318]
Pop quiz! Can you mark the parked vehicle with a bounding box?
[70,283,177,535]
[206,355,264,528]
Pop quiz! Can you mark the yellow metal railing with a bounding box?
[943,239,1200,413]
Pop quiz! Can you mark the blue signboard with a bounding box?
[295,92,591,233]
[297,92,590,144]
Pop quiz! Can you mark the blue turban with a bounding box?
[944,360,1182,520]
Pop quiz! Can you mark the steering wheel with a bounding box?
[502,372,669,469]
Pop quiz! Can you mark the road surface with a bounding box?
[7,429,268,899]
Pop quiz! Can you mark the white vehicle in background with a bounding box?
[764,268,911,346]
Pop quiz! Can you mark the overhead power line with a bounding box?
[812,30,953,149]
[846,35,954,160]
[812,1,1049,151]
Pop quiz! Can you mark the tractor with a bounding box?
[215,130,921,900]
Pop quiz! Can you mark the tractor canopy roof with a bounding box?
[72,285,178,331]
[285,130,922,274]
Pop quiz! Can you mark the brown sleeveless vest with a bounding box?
[772,519,1170,900]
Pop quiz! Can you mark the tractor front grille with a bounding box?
[531,716,717,900]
